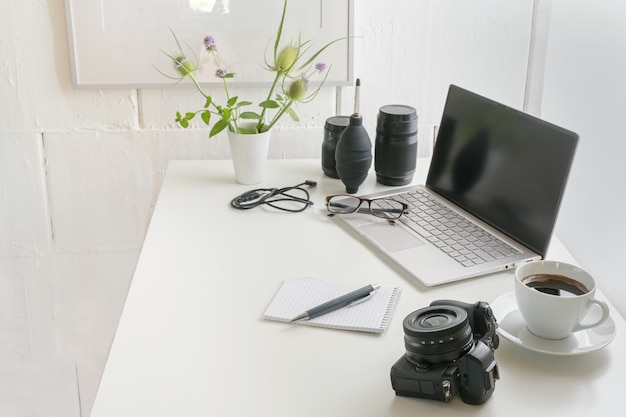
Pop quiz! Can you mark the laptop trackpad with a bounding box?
[359,221,424,252]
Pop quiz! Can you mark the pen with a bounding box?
[289,283,381,322]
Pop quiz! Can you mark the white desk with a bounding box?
[91,159,624,417]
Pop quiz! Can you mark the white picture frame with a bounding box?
[65,0,354,89]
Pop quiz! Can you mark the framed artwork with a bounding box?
[65,0,354,88]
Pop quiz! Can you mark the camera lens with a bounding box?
[421,314,449,328]
[322,116,350,178]
[403,306,473,365]
[374,104,418,186]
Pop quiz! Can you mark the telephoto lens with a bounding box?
[322,116,350,178]
[403,305,473,365]
[374,104,418,186]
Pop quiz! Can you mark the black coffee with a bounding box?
[522,273,589,297]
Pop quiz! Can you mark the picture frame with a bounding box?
[65,0,354,89]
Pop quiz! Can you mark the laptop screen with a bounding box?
[426,85,578,257]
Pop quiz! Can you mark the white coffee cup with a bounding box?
[515,261,610,340]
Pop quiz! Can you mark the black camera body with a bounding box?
[390,300,500,405]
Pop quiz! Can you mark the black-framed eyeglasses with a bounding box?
[231,180,316,213]
[325,194,408,220]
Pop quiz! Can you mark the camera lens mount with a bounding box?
[403,305,474,365]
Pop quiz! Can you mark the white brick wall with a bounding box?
[0,133,51,256]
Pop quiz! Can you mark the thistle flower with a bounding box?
[288,78,308,101]
[203,35,217,52]
[276,45,298,74]
[173,55,195,77]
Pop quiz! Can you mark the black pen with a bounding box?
[289,283,381,322]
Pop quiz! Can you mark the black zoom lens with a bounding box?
[403,306,474,365]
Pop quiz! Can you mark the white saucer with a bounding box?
[491,292,616,355]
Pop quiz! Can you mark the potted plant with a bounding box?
[159,0,342,184]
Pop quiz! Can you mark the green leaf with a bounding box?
[273,0,288,60]
[227,96,238,107]
[201,110,211,125]
[210,118,229,137]
[185,112,196,120]
[287,107,299,122]
[180,118,189,128]
[240,112,262,120]
[297,37,347,71]
[259,99,280,109]
[237,101,253,107]
[204,97,212,108]
[237,126,255,134]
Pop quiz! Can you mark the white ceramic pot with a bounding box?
[227,126,271,185]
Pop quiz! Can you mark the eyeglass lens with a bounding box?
[326,195,405,219]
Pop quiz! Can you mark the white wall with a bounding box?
[539,0,626,318]
[1,0,536,413]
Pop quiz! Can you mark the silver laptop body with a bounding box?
[334,85,579,286]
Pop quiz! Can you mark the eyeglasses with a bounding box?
[231,180,316,213]
[325,194,408,220]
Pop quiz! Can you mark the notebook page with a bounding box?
[264,277,402,333]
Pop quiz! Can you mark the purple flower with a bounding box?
[203,35,217,51]
[315,62,327,73]
[215,68,228,78]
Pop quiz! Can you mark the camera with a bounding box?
[390,300,500,405]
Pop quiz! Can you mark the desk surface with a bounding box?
[91,159,624,417]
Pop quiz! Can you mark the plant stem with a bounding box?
[188,69,239,132]
[266,99,294,131]
[221,77,238,132]
[211,50,238,132]
[188,73,208,99]
[258,71,282,131]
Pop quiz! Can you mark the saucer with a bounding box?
[490,292,616,355]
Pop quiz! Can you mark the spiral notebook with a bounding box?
[264,277,402,333]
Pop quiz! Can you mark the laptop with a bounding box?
[333,84,579,286]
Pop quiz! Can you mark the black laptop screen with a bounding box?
[426,85,578,257]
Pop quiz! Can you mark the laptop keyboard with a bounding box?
[393,189,521,267]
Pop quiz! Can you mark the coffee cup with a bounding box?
[514,261,610,340]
